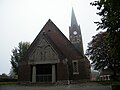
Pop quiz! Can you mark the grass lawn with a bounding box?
[91,81,120,86]
[0,81,120,86]
[0,82,17,85]
[0,81,56,86]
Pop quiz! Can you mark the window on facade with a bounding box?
[72,60,79,74]
[74,36,77,42]
[72,38,75,43]
[77,39,80,42]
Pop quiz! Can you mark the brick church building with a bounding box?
[18,9,90,83]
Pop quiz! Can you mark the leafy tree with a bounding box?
[90,0,120,58]
[86,32,107,70]
[10,42,30,75]
[1,73,8,77]
[86,32,120,80]
[90,0,120,31]
[90,0,120,80]
[9,68,15,77]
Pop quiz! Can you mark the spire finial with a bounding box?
[71,8,78,26]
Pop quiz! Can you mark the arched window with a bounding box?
[72,60,79,74]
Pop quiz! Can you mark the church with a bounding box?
[18,9,90,83]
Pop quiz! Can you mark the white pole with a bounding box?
[52,64,56,83]
[32,65,36,83]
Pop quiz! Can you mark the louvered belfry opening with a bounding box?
[36,64,52,82]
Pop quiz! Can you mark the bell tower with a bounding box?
[69,8,84,55]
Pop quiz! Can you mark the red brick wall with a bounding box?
[18,61,31,82]
[56,62,69,81]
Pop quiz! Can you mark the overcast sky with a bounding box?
[0,0,99,75]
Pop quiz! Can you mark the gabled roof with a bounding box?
[24,19,83,61]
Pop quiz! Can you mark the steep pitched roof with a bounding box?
[71,8,78,27]
[24,19,83,61]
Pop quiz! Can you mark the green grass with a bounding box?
[111,82,120,86]
[0,82,17,85]
[90,81,120,86]
[0,81,57,86]
[0,81,120,86]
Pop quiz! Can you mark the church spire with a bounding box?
[69,8,84,55]
[71,8,78,27]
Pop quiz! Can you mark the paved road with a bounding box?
[0,82,112,90]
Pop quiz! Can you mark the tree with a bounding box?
[86,32,120,80]
[1,73,8,77]
[90,0,120,31]
[90,0,120,80]
[10,42,30,75]
[86,32,107,70]
[9,68,16,78]
[90,0,120,58]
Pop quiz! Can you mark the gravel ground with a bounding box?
[0,82,112,90]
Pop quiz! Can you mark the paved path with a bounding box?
[0,82,112,90]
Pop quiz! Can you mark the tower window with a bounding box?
[48,30,51,32]
[77,39,80,42]
[72,60,79,74]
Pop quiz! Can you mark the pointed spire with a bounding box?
[69,8,84,55]
[71,8,78,26]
